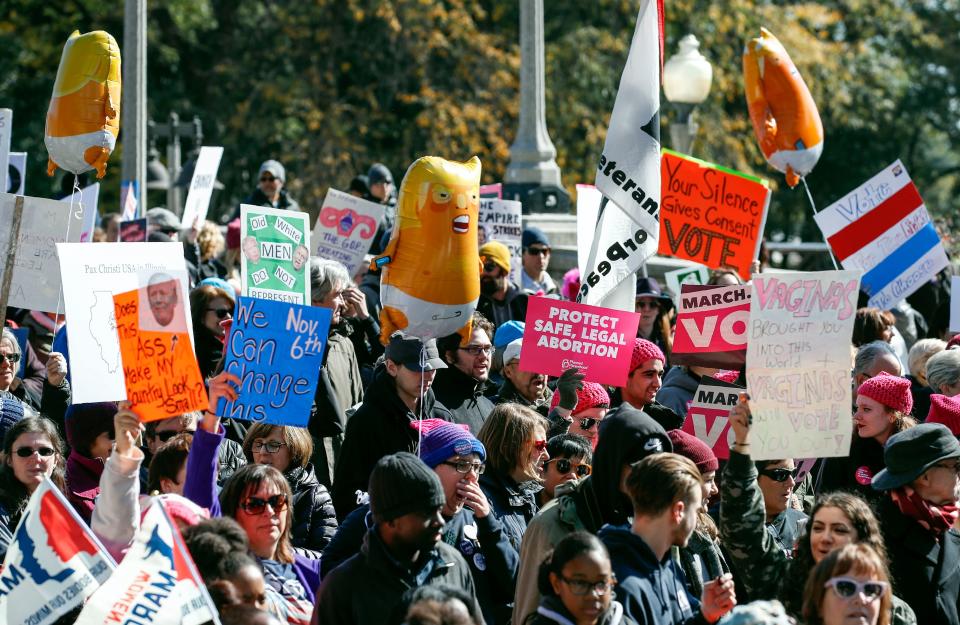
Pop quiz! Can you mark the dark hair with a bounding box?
[0,416,66,513]
[189,284,234,335]
[754,458,789,473]
[241,424,313,470]
[147,433,192,494]
[852,307,895,347]
[404,585,481,625]
[546,433,593,465]
[802,543,892,625]
[219,464,295,564]
[438,311,495,364]
[182,517,250,582]
[536,531,610,596]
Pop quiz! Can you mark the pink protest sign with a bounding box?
[672,283,750,369]
[519,297,640,386]
[681,377,744,460]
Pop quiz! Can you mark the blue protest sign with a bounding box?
[11,327,28,378]
[220,296,330,426]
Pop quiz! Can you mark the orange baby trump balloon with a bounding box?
[45,30,122,178]
[374,156,482,344]
[743,28,823,188]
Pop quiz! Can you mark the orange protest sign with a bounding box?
[659,150,770,280]
[113,277,208,421]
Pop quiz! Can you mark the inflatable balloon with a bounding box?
[374,156,482,344]
[45,30,121,178]
[743,28,823,188]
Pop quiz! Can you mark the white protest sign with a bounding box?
[7,152,25,195]
[951,276,960,333]
[576,184,636,312]
[479,197,522,284]
[664,264,710,304]
[0,109,10,196]
[57,242,192,403]
[62,183,101,242]
[311,188,385,277]
[0,193,84,312]
[746,270,861,460]
[180,146,224,229]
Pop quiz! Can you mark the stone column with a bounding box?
[121,0,147,214]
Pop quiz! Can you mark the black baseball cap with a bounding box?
[385,332,447,372]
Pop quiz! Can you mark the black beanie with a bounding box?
[368,452,445,522]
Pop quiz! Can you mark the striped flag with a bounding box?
[814,160,948,310]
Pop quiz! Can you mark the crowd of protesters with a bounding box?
[4,157,960,625]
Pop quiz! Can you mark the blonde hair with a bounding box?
[197,220,225,262]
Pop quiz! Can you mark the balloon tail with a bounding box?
[801,177,839,270]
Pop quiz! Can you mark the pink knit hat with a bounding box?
[629,338,665,373]
[550,381,611,415]
[856,372,913,415]
[927,394,960,435]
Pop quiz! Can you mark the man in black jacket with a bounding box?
[872,423,960,625]
[496,339,552,416]
[432,312,497,434]
[331,332,453,520]
[229,159,301,220]
[477,242,528,330]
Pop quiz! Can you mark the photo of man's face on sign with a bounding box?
[141,273,189,333]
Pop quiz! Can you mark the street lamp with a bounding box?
[663,34,713,155]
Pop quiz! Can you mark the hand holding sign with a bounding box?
[113,408,144,457]
[728,393,752,448]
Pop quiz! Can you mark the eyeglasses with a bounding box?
[440,460,486,475]
[534,439,547,452]
[252,440,287,454]
[759,468,796,482]
[635,300,660,310]
[482,261,499,273]
[15,446,56,458]
[207,307,232,319]
[558,576,615,596]
[459,345,493,357]
[545,458,591,477]
[156,429,196,443]
[576,417,603,431]
[240,494,288,515]
[824,577,888,601]
[525,247,550,256]
[0,353,20,365]
[259,175,277,183]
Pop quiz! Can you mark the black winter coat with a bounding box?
[477,284,528,330]
[431,364,495,435]
[287,464,338,558]
[478,469,539,554]
[330,366,452,520]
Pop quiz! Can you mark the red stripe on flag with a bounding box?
[827,183,923,261]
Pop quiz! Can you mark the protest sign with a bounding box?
[57,242,192,403]
[951,277,960,333]
[120,180,138,220]
[0,478,115,625]
[745,270,861,460]
[0,193,84,313]
[479,197,522,284]
[76,501,218,625]
[220,296,330,426]
[672,283,750,369]
[7,151,25,195]
[520,296,640,386]
[575,184,637,311]
[62,182,100,242]
[240,205,311,304]
[119,217,147,242]
[180,146,224,229]
[659,150,770,280]
[0,109,10,195]
[682,377,744,460]
[480,182,502,198]
[10,326,28,378]
[664,264,710,304]
[310,188,384,277]
[113,279,208,421]
[814,160,948,310]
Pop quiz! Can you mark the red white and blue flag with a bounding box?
[0,477,116,625]
[814,160,948,310]
[76,499,219,625]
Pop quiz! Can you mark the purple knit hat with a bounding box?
[410,418,486,468]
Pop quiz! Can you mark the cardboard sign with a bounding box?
[814,160,948,310]
[659,150,770,280]
[180,146,224,229]
[119,217,147,242]
[240,205,311,304]
[672,284,750,369]
[664,264,710,304]
[682,377,744,460]
[479,198,522,284]
[7,152,25,195]
[0,109,10,195]
[220,296,330,426]
[745,270,861,460]
[57,242,192,403]
[0,193,84,313]
[62,183,100,243]
[520,297,640,386]
[310,188,385,277]
[113,280,208,421]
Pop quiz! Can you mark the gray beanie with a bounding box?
[368,452,445,522]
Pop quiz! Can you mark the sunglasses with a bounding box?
[259,175,277,183]
[576,417,603,431]
[155,429,196,443]
[525,247,550,256]
[15,446,56,458]
[635,300,660,310]
[824,577,888,601]
[545,458,591,477]
[440,460,486,475]
[252,440,287,454]
[482,261,499,273]
[759,467,796,482]
[240,494,288,515]
[0,353,20,365]
[207,307,232,319]
[534,439,547,452]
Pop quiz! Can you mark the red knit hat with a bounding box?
[927,394,960,435]
[856,372,913,415]
[629,338,665,373]
[667,429,719,474]
[550,381,611,416]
